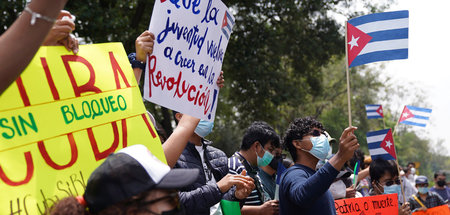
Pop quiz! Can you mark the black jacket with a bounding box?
[175,139,237,215]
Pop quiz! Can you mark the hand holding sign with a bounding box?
[144,0,235,121]
[135,31,155,62]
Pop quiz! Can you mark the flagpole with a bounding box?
[393,106,404,136]
[392,140,406,204]
[345,22,352,127]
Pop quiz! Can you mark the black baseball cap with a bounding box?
[84,145,199,213]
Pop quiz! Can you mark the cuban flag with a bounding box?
[347,10,409,67]
[365,104,384,119]
[221,10,235,40]
[399,105,432,127]
[367,128,396,160]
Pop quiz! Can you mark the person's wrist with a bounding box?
[28,0,65,20]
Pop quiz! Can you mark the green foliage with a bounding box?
[1,0,448,173]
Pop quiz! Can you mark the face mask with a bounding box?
[410,168,416,175]
[256,146,274,167]
[161,205,186,215]
[302,135,330,160]
[418,187,429,194]
[383,184,401,195]
[194,120,214,138]
[437,180,446,187]
[329,180,347,199]
[268,156,282,170]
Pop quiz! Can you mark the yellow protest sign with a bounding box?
[0,43,163,214]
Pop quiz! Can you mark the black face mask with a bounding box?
[437,180,446,187]
[268,156,282,171]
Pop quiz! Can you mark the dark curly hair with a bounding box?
[241,121,280,150]
[283,117,324,162]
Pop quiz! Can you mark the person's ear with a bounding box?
[293,140,303,150]
[252,141,261,153]
[175,113,183,121]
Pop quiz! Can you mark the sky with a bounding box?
[382,0,450,156]
[354,0,450,155]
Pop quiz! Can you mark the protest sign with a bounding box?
[335,194,398,215]
[0,43,162,214]
[143,0,235,121]
[412,205,450,215]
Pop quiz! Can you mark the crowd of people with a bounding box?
[1,1,449,215]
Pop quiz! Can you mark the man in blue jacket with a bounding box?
[280,117,359,215]
[174,112,255,215]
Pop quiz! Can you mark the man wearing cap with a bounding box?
[50,144,200,214]
[228,121,281,215]
[408,175,446,212]
[173,112,255,215]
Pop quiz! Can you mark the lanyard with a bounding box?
[233,153,269,203]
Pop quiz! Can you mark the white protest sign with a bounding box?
[144,0,235,121]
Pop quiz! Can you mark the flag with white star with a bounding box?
[367,128,396,160]
[365,104,384,119]
[399,105,432,127]
[347,10,409,67]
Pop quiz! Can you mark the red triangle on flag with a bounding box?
[346,22,372,67]
[376,105,384,117]
[222,13,228,28]
[399,106,414,122]
[381,129,396,159]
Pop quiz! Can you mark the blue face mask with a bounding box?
[302,135,330,160]
[194,120,214,138]
[418,187,429,194]
[256,145,274,167]
[383,184,401,195]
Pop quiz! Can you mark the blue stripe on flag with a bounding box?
[406,106,432,113]
[371,153,396,161]
[400,121,427,127]
[368,115,383,119]
[368,141,382,149]
[368,28,409,42]
[367,129,390,138]
[221,28,229,40]
[414,115,430,120]
[226,23,232,32]
[348,10,409,26]
[350,49,408,67]
[366,110,378,113]
[226,12,235,25]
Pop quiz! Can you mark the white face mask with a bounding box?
[329,180,347,199]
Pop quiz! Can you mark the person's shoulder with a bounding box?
[227,154,244,172]
[205,145,227,157]
[282,165,309,179]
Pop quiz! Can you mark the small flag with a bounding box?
[399,105,432,127]
[276,160,287,185]
[274,160,288,200]
[347,10,409,67]
[221,10,235,40]
[367,128,396,160]
[220,200,241,215]
[365,104,384,119]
